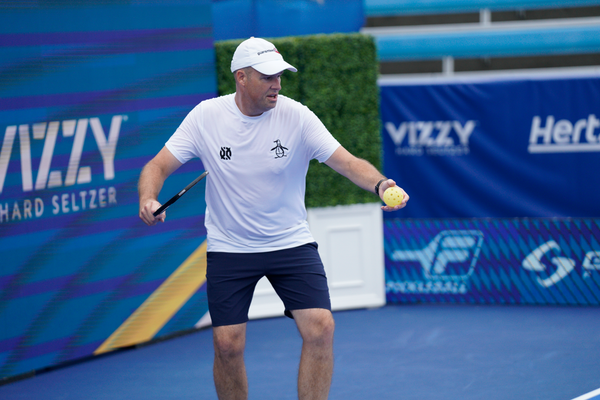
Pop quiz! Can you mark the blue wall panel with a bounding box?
[381,72,600,306]
[385,218,600,305]
[380,73,600,218]
[212,0,364,40]
[0,1,215,380]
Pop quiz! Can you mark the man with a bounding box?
[139,37,408,400]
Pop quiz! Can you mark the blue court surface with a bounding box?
[1,304,599,400]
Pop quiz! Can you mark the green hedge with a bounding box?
[215,33,381,208]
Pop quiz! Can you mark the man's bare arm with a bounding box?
[324,146,409,211]
[138,147,183,225]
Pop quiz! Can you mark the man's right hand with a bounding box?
[139,199,165,226]
[137,147,183,226]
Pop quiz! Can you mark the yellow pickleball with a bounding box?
[383,186,404,207]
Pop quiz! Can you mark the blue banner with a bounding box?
[212,0,364,40]
[380,73,600,218]
[385,218,600,305]
[0,1,215,380]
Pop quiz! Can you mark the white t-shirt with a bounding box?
[165,93,341,253]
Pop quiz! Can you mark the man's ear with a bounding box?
[235,69,247,86]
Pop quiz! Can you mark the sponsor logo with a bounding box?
[385,120,477,156]
[270,139,288,159]
[220,147,232,160]
[386,230,484,294]
[257,47,280,56]
[0,115,125,223]
[528,114,600,153]
[522,240,600,287]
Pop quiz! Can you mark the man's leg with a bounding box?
[292,308,335,400]
[213,323,248,400]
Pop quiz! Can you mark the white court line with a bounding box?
[571,388,600,400]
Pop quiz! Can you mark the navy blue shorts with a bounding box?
[206,242,331,327]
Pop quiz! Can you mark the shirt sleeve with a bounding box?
[165,104,203,164]
[301,107,341,163]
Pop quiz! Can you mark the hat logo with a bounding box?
[257,47,279,56]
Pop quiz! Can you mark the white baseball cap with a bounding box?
[230,37,297,75]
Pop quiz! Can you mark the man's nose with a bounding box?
[272,77,281,90]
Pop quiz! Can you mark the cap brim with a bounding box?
[252,60,297,75]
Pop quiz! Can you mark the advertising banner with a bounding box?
[381,72,600,305]
[0,1,215,380]
[385,218,600,305]
[380,73,600,218]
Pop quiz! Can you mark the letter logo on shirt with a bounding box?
[220,147,232,160]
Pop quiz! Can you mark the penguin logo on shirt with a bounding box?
[271,139,288,159]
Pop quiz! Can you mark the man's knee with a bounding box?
[213,324,246,359]
[293,309,335,346]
